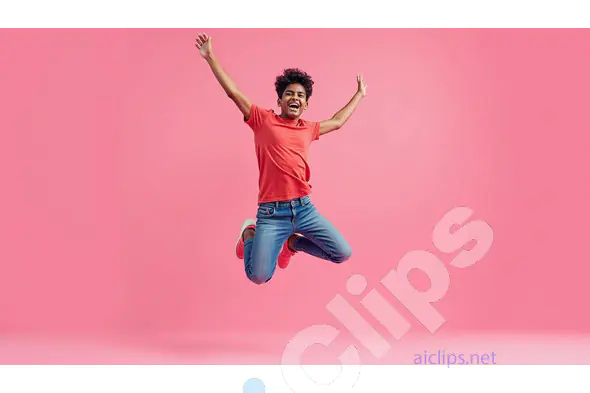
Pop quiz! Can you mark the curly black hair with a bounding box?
[275,68,314,101]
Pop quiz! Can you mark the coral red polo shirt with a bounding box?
[245,104,320,204]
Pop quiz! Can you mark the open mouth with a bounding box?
[288,102,300,110]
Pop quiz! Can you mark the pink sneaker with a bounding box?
[235,218,256,259]
[277,236,297,269]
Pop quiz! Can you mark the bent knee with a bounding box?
[331,245,352,263]
[247,271,273,285]
[246,262,274,285]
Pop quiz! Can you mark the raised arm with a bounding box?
[195,33,253,120]
[319,74,367,136]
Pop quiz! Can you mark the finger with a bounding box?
[196,36,203,46]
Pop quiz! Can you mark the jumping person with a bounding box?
[195,33,367,285]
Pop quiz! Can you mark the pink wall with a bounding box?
[1,29,589,339]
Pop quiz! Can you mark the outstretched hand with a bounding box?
[357,74,367,97]
[195,33,213,59]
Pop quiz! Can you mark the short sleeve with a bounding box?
[245,104,266,132]
[312,122,320,141]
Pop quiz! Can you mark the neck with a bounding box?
[280,113,299,121]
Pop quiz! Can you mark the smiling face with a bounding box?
[278,83,308,120]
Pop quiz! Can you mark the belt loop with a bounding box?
[275,201,279,209]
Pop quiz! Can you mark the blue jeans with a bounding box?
[244,195,352,285]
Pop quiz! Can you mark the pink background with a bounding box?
[1,29,589,364]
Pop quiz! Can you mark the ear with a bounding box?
[277,98,281,107]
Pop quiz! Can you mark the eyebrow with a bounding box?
[286,89,305,95]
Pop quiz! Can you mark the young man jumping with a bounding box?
[196,33,367,285]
